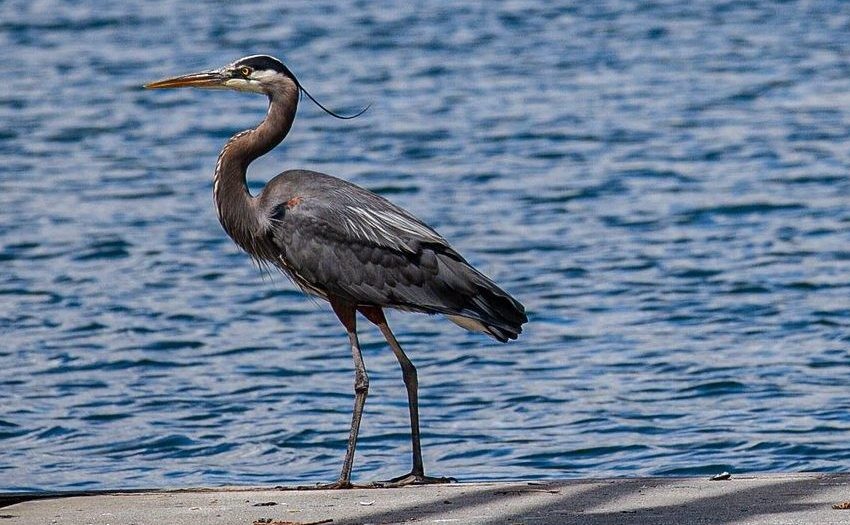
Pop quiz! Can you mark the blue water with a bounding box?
[2,1,850,492]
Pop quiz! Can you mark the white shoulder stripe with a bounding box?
[347,206,443,245]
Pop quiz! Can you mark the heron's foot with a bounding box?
[300,479,365,490]
[372,472,457,488]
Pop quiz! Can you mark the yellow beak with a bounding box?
[144,70,225,89]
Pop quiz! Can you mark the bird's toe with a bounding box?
[299,479,365,490]
[372,472,457,488]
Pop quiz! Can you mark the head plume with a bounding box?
[233,54,368,119]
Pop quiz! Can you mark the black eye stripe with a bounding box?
[231,55,297,83]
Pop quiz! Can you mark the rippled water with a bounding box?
[2,1,850,491]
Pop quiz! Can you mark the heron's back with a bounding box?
[258,170,527,341]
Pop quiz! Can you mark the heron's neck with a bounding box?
[213,88,298,251]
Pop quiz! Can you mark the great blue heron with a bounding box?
[144,55,527,488]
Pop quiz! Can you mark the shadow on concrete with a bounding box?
[483,476,833,525]
[340,475,845,525]
[336,479,647,524]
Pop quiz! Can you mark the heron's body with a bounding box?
[232,169,524,341]
[146,54,526,488]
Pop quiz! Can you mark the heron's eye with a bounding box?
[239,66,252,77]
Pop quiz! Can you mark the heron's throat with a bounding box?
[212,91,298,252]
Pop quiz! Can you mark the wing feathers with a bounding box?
[263,171,526,341]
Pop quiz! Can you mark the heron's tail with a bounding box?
[436,255,527,343]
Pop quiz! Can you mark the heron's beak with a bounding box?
[144,69,226,90]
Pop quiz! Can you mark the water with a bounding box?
[2,0,850,492]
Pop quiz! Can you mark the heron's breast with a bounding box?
[274,253,328,299]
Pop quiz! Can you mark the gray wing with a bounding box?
[267,174,465,307]
[263,171,526,341]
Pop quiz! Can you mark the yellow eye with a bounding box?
[239,66,252,77]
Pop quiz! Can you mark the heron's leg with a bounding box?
[359,306,456,487]
[318,297,368,489]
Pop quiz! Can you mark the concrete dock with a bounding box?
[3,473,850,524]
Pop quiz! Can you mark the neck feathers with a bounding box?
[212,84,299,253]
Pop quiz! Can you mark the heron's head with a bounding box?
[145,54,367,119]
[145,55,297,95]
